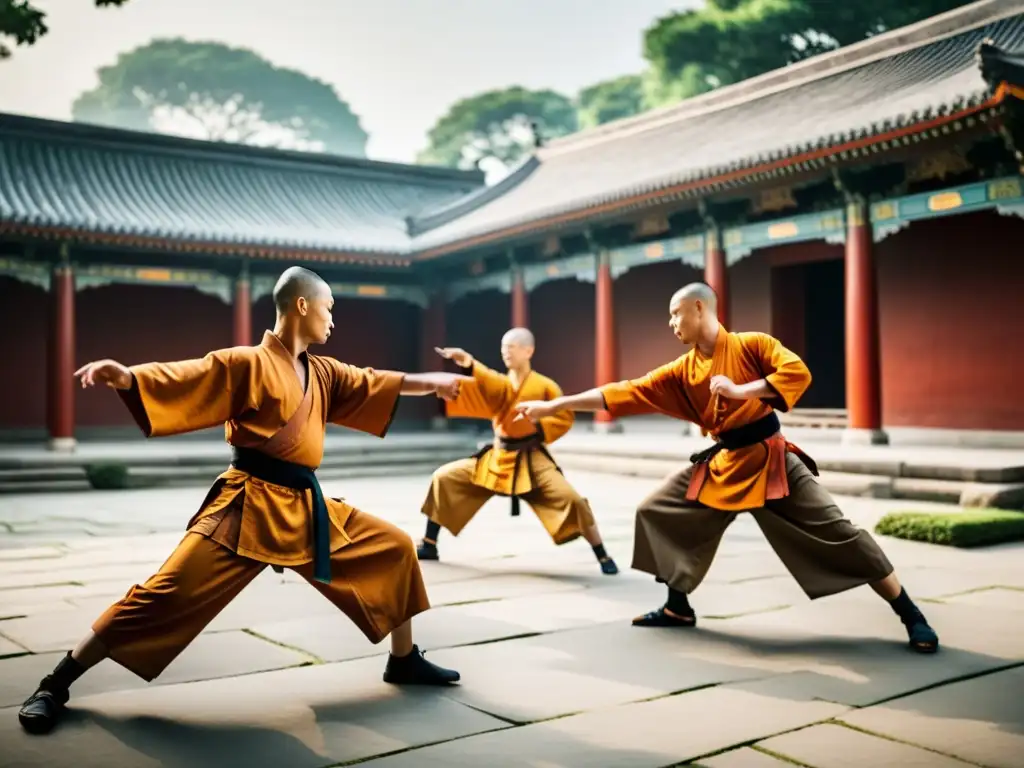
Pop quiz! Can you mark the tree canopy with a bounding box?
[72,38,368,157]
[577,74,645,130]
[642,0,978,107]
[417,86,577,172]
[0,0,127,59]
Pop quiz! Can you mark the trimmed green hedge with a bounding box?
[875,509,1024,548]
[85,463,131,490]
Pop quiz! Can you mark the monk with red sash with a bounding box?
[515,283,939,655]
[19,267,471,735]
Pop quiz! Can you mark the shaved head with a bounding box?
[502,327,535,348]
[671,282,717,313]
[273,266,330,313]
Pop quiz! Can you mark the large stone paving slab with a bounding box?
[936,586,1024,612]
[0,656,507,768]
[0,630,311,708]
[0,633,27,658]
[758,723,977,768]
[839,665,1024,768]
[698,747,797,767]
[357,677,849,767]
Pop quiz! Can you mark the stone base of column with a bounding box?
[48,436,77,453]
[429,416,448,431]
[592,419,624,434]
[840,427,889,446]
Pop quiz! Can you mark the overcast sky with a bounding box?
[0,0,692,162]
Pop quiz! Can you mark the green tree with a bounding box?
[418,86,577,171]
[1,0,127,59]
[72,38,368,157]
[577,74,646,129]
[643,0,977,108]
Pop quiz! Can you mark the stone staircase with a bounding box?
[0,433,479,493]
[550,434,1024,510]
[778,408,848,431]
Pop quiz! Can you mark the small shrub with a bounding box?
[85,463,131,490]
[875,508,1024,548]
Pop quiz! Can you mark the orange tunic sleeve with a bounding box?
[599,357,701,423]
[323,359,405,438]
[446,360,512,420]
[118,349,254,437]
[747,333,812,412]
[537,378,574,444]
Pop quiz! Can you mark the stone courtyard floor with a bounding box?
[0,470,1022,767]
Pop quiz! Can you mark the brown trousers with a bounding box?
[421,453,595,545]
[92,510,429,682]
[633,452,894,599]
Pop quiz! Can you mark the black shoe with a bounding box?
[904,617,939,654]
[632,606,697,628]
[599,556,619,575]
[416,541,439,561]
[19,681,69,735]
[383,645,460,685]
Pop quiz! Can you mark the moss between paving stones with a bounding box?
[875,508,1024,548]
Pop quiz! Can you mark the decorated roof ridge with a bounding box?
[0,112,485,189]
[539,0,1021,160]
[978,35,1024,85]
[405,156,541,236]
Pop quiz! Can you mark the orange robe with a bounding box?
[91,331,428,682]
[600,327,814,511]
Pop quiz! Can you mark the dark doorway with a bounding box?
[771,258,845,409]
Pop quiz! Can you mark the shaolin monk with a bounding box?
[514,283,939,654]
[19,266,472,735]
[416,327,619,575]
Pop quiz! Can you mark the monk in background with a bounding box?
[19,266,471,735]
[417,328,619,575]
[515,283,939,654]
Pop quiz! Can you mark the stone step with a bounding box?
[553,453,1024,509]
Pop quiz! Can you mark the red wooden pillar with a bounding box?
[233,268,251,347]
[47,253,76,452]
[421,291,447,428]
[842,199,887,445]
[594,251,622,432]
[511,267,528,328]
[704,227,729,326]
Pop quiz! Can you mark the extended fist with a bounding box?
[434,373,473,401]
[75,359,132,390]
[434,346,473,368]
[513,400,556,422]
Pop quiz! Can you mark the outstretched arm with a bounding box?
[400,372,473,399]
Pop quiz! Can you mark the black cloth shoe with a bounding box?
[416,541,439,561]
[904,616,939,654]
[599,556,619,575]
[19,679,70,735]
[631,606,697,628]
[383,645,460,685]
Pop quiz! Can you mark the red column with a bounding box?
[843,199,887,445]
[594,252,621,432]
[704,227,729,327]
[511,268,528,328]
[421,292,447,427]
[47,259,76,452]
[233,273,251,347]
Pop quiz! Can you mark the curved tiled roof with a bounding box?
[0,115,482,262]
[409,0,1024,255]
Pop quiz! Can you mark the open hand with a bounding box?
[75,359,132,390]
[709,375,743,400]
[513,400,556,422]
[434,373,473,401]
[434,346,473,368]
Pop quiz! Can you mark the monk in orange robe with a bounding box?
[515,283,939,655]
[417,327,618,575]
[19,266,472,735]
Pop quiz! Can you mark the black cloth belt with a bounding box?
[474,432,558,517]
[688,411,781,465]
[230,446,331,584]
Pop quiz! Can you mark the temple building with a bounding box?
[2,0,1024,448]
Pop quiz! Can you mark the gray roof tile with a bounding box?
[410,2,1024,254]
[0,115,482,259]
